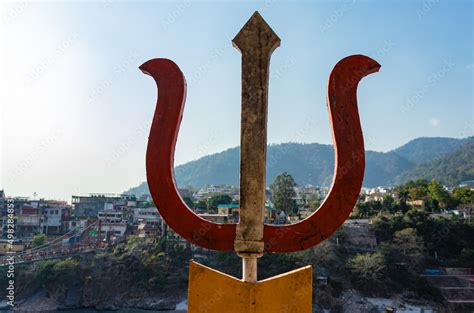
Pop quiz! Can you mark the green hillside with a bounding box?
[393,137,471,164]
[125,137,472,195]
[394,138,474,186]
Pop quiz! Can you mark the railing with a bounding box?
[0,220,102,266]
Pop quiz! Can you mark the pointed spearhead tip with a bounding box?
[232,11,281,53]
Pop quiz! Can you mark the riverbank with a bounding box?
[1,235,463,312]
[0,245,189,312]
[1,292,441,313]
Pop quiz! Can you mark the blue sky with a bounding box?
[0,0,472,200]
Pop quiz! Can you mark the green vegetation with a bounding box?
[347,252,386,291]
[181,193,235,213]
[270,172,298,214]
[18,174,473,308]
[395,139,474,186]
[393,137,470,165]
[111,236,191,291]
[35,257,80,287]
[392,228,425,269]
[352,179,472,219]
[452,186,474,204]
[32,233,47,247]
[195,199,207,211]
[125,137,472,193]
[346,178,474,298]
[207,194,233,213]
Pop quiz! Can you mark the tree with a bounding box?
[396,179,429,201]
[195,200,207,212]
[298,240,336,267]
[270,172,298,214]
[403,208,429,227]
[394,184,409,203]
[304,193,320,210]
[423,198,439,212]
[393,184,410,213]
[354,201,369,218]
[427,180,453,209]
[393,228,424,269]
[373,216,393,242]
[452,187,474,205]
[408,185,428,201]
[32,233,47,247]
[347,252,386,290]
[382,195,396,213]
[207,194,232,213]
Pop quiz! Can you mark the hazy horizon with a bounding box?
[1,1,472,200]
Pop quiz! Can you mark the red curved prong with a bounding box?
[141,59,236,250]
[263,55,381,252]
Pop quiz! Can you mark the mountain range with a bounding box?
[125,136,474,195]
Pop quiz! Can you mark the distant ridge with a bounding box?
[394,138,474,186]
[125,137,473,195]
[392,137,471,165]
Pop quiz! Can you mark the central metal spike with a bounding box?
[232,11,280,282]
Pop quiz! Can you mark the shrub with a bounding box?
[32,234,47,247]
[347,253,386,293]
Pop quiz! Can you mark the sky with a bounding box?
[0,0,472,201]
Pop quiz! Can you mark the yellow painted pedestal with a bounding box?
[188,261,312,313]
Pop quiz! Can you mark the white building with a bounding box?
[100,223,127,241]
[43,207,63,234]
[96,208,128,242]
[133,207,160,223]
[98,210,124,224]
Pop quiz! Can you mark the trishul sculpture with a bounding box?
[140,11,380,313]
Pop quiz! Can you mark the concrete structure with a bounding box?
[1,197,28,238]
[42,206,64,234]
[342,219,377,249]
[72,194,122,218]
[0,239,25,255]
[133,207,160,223]
[217,203,240,223]
[97,209,127,242]
[17,205,42,237]
[98,210,124,224]
[99,223,127,242]
[137,220,161,243]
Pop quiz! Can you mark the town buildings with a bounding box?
[1,181,472,256]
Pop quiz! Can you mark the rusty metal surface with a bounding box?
[233,12,280,256]
[188,260,312,313]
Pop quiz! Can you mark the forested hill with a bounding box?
[125,137,473,195]
[392,137,471,165]
[394,138,474,186]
